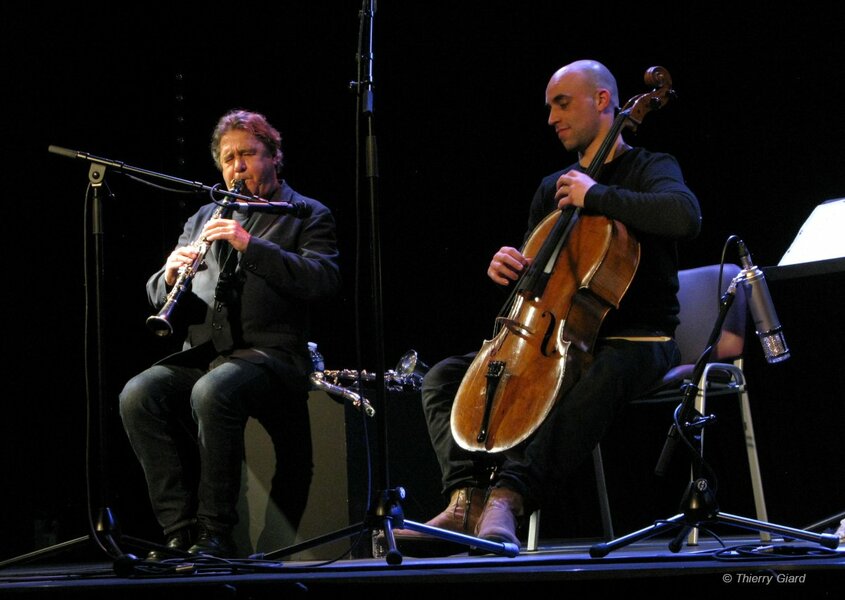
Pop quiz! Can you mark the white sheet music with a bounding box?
[778,198,845,266]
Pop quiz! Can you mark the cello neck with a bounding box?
[584,107,631,179]
[513,106,631,301]
[495,67,675,330]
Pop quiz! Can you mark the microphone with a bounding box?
[48,144,81,159]
[737,240,790,364]
[228,200,312,217]
[48,145,125,169]
[226,180,312,218]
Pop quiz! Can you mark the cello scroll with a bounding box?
[619,66,675,134]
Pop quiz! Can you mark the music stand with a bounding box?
[590,267,840,558]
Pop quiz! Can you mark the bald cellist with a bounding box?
[395,60,701,550]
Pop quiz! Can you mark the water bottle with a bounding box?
[307,341,325,373]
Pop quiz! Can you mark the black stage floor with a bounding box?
[1,532,843,598]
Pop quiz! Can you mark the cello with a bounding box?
[450,66,675,452]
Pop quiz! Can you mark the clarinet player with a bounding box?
[119,109,341,559]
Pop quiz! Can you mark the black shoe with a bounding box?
[146,527,194,562]
[188,528,236,558]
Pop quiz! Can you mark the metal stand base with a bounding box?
[255,487,518,565]
[590,478,840,558]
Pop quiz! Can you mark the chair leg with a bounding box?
[696,362,770,544]
[525,444,614,551]
[739,387,771,542]
[592,444,614,540]
[689,383,706,546]
[526,509,541,552]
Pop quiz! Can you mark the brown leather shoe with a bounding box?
[395,486,486,539]
[474,486,524,546]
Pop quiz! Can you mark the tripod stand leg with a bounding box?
[668,523,693,553]
[398,520,519,557]
[716,512,841,549]
[0,508,143,569]
[590,514,686,558]
[257,523,370,560]
[379,514,402,565]
[0,536,90,569]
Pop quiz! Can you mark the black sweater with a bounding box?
[525,148,701,337]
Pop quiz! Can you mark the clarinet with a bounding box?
[146,179,245,336]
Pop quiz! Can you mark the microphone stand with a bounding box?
[590,273,840,558]
[87,163,125,560]
[256,1,517,565]
[46,146,307,216]
[1,162,131,568]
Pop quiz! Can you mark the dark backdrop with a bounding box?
[2,3,843,558]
